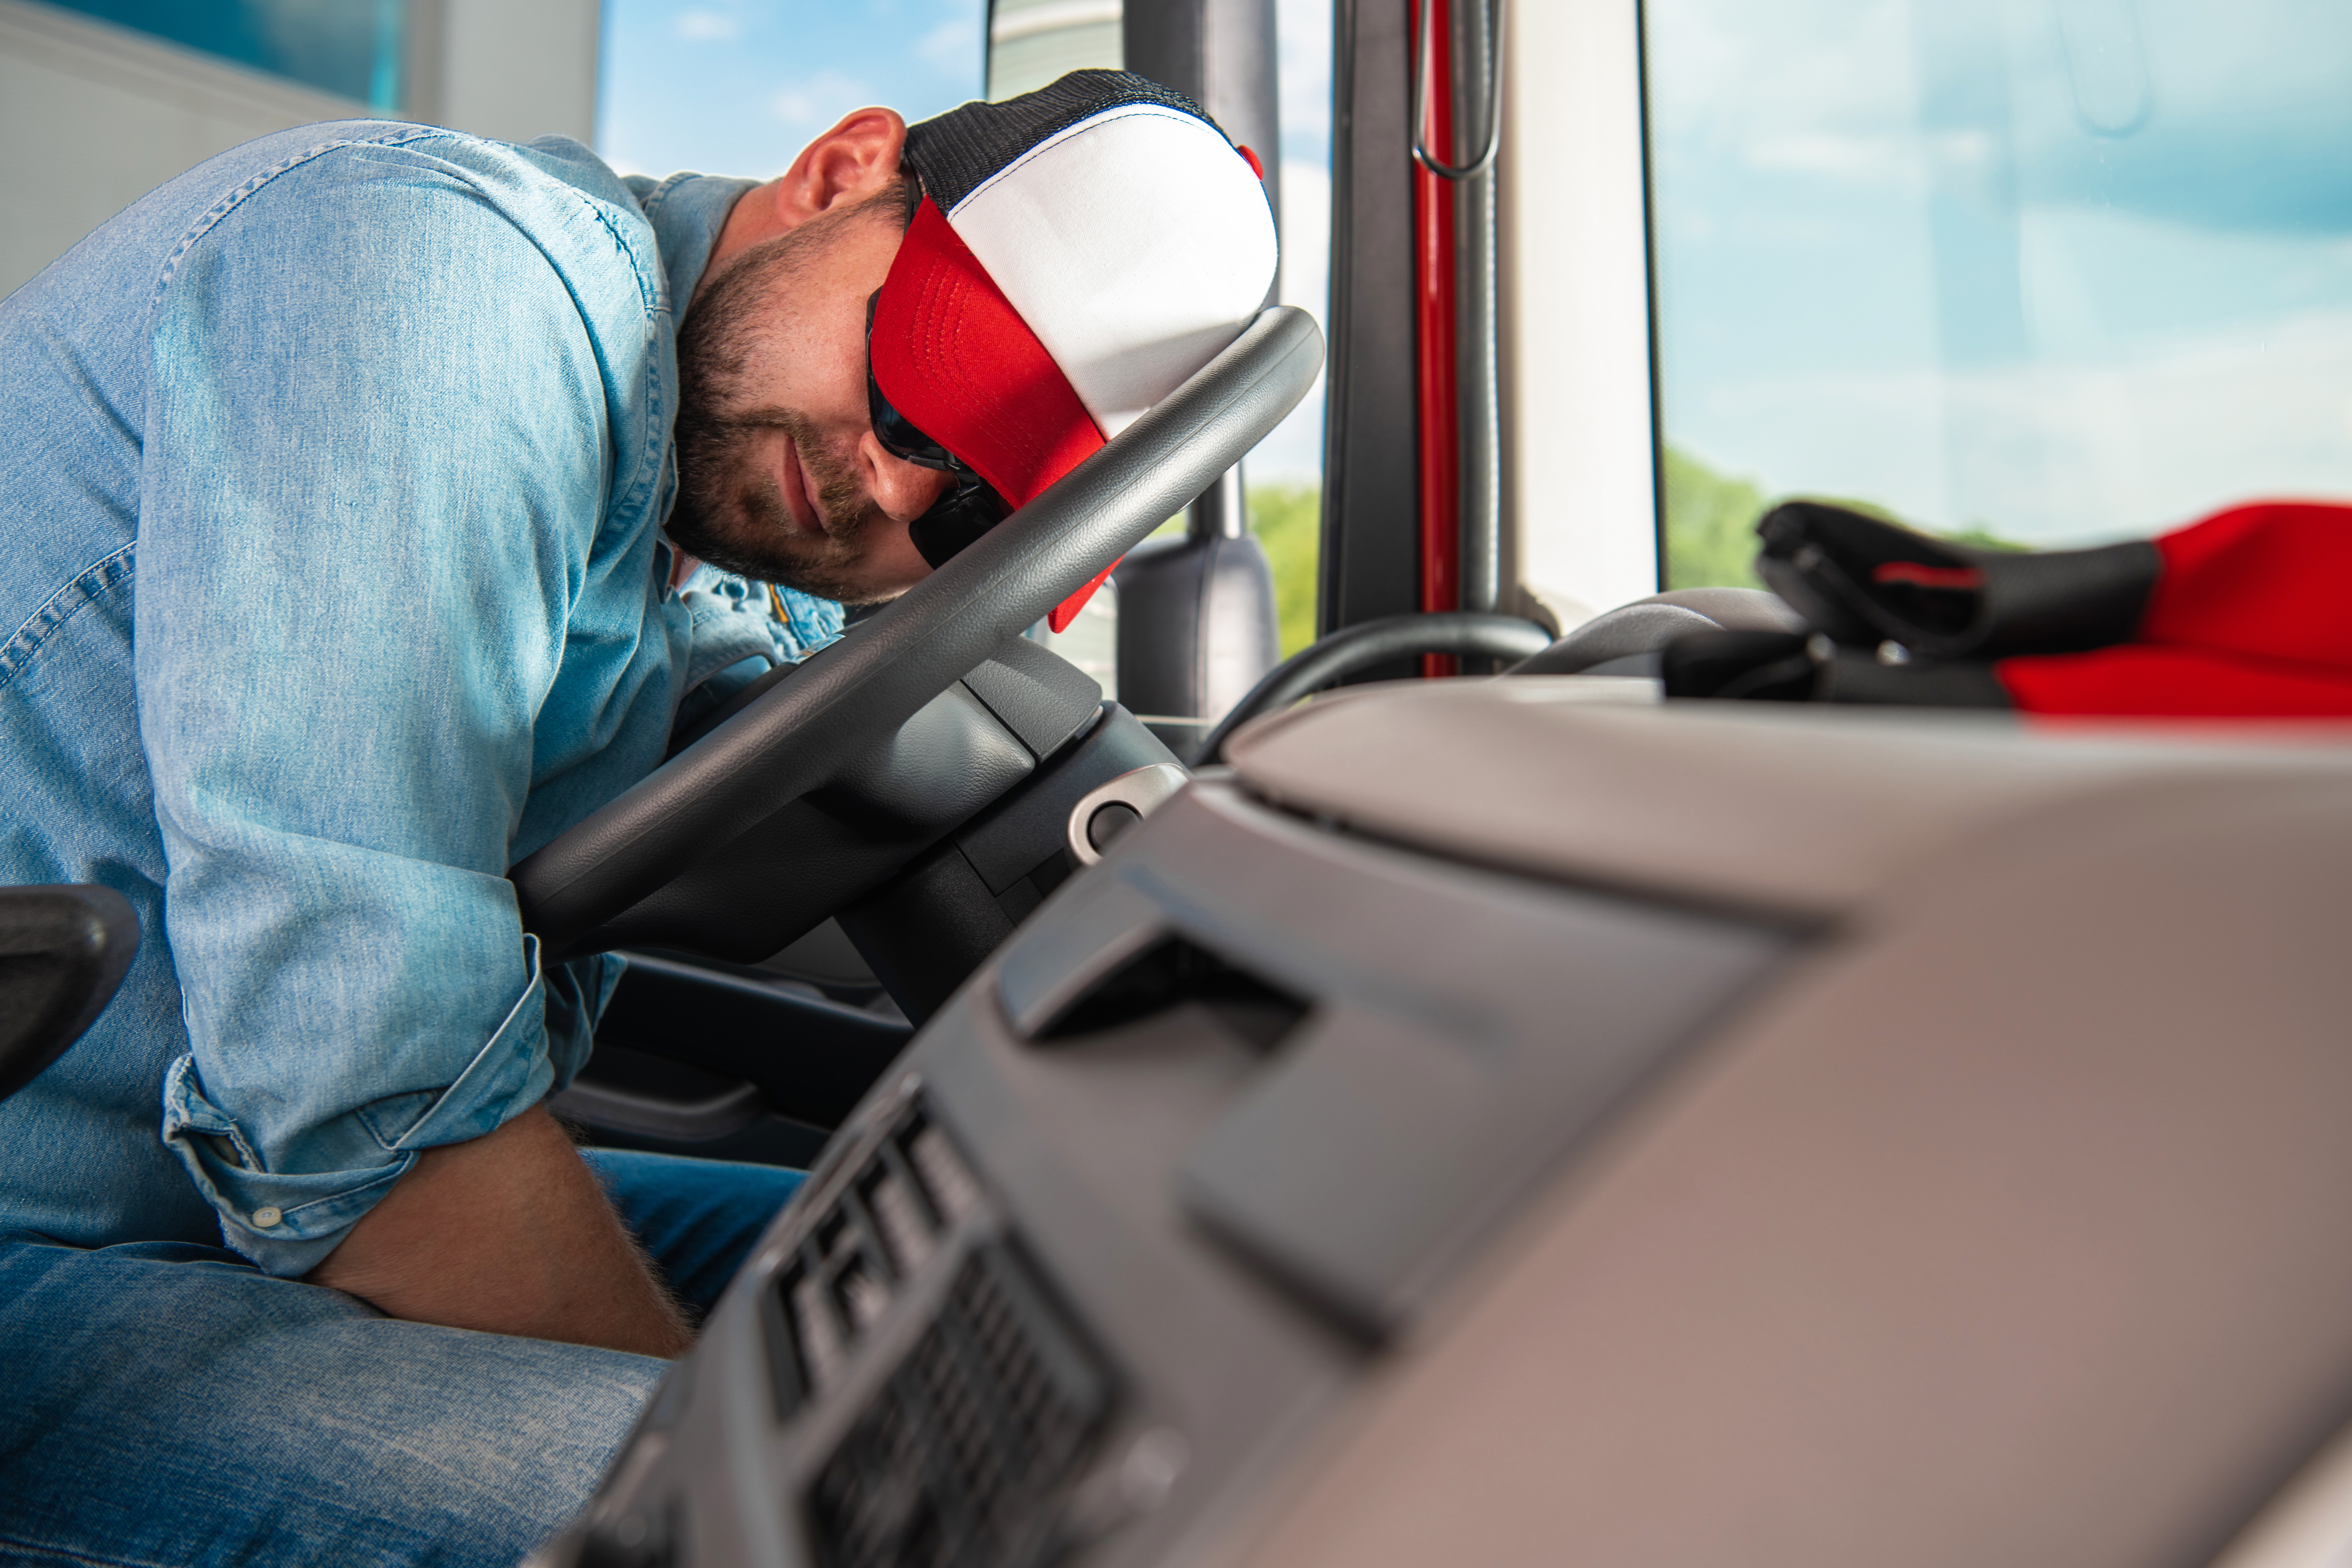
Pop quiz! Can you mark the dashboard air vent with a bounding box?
[1036,935,1308,1051]
[762,1105,983,1419]
[806,1241,1112,1568]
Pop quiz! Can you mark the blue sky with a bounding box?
[1649,0,2352,544]
[595,0,1333,482]
[597,0,986,181]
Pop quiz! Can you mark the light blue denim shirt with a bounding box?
[0,123,839,1275]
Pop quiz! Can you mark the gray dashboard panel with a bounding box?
[544,764,1802,1568]
[1212,768,2352,1568]
[1225,680,2352,918]
[545,692,2352,1568]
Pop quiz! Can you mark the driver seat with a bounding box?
[0,885,140,1106]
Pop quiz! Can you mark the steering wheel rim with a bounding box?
[512,305,1326,960]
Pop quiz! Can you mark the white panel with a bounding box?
[0,0,603,302]
[992,0,1123,44]
[433,0,600,145]
[987,0,1123,100]
[987,22,1122,101]
[950,107,1278,435]
[0,0,368,300]
[1498,0,1657,627]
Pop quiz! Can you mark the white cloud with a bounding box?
[1744,129,1920,187]
[675,7,740,43]
[1687,305,2352,545]
[1655,0,1915,122]
[770,71,876,130]
[917,14,980,74]
[1276,0,1333,162]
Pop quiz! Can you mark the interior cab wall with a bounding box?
[1321,0,1663,643]
[1499,0,1660,625]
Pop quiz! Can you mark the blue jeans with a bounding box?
[0,1149,802,1568]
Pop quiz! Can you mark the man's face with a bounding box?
[670,188,948,603]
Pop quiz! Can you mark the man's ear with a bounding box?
[774,107,909,226]
[697,107,908,294]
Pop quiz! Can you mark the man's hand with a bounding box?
[309,1105,691,1358]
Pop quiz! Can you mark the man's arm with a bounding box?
[139,147,682,1310]
[310,1106,691,1357]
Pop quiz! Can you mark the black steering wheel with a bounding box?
[511,305,1326,962]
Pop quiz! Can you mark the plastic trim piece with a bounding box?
[1508,587,1805,675]
[1065,764,1191,868]
[548,1074,766,1144]
[594,952,912,1131]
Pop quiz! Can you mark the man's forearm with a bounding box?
[309,1105,691,1358]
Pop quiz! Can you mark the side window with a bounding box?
[1261,0,1331,658]
[1648,0,2352,588]
[39,0,409,109]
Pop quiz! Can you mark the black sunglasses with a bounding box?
[866,291,1012,568]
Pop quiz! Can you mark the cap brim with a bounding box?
[872,197,1115,630]
[871,198,1105,511]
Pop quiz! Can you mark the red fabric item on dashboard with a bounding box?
[1996,501,2352,715]
[2140,502,2352,671]
[1711,498,2352,715]
[1996,642,2352,717]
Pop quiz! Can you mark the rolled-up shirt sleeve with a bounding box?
[136,148,661,1276]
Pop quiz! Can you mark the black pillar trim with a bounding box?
[1320,0,1421,659]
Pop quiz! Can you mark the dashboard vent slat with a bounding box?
[761,1105,980,1419]
[807,1241,1112,1568]
[762,1100,1119,1567]
[908,1120,982,1224]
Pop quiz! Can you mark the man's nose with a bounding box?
[864,437,954,523]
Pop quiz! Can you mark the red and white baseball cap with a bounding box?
[874,70,1279,628]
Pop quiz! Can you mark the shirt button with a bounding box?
[252,1207,283,1229]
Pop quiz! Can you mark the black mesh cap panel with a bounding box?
[904,70,1227,213]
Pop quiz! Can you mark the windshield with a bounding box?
[1647,0,2352,586]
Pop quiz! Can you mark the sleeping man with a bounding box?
[0,69,1274,1567]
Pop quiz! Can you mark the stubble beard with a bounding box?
[668,202,898,603]
[671,407,887,603]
